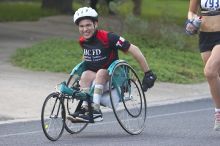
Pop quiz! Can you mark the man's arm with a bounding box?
[127,44,149,73]
[127,44,156,91]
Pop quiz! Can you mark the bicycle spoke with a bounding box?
[110,62,147,135]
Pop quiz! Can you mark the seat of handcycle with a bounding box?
[57,60,129,108]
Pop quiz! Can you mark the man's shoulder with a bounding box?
[97,29,109,36]
[97,29,116,36]
[79,36,85,43]
[96,30,119,41]
[96,30,110,44]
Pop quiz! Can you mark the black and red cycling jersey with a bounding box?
[79,29,131,72]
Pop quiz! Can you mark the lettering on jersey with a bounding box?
[84,49,101,56]
[83,48,107,62]
[116,37,125,47]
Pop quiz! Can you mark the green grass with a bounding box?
[11,37,204,84]
[0,0,189,24]
[116,0,189,25]
[11,39,80,73]
[0,2,59,22]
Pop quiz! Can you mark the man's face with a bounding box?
[78,19,97,39]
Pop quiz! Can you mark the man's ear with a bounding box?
[94,21,98,29]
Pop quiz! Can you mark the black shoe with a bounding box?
[75,109,103,122]
[66,116,87,123]
[93,109,103,122]
[71,106,88,117]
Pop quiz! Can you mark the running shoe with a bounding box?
[214,112,220,131]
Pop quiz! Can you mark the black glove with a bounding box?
[142,70,157,92]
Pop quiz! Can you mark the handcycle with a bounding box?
[41,60,147,141]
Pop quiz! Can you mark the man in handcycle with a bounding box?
[67,7,157,122]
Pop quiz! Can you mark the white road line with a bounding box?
[0,130,42,138]
[0,107,213,138]
[147,107,213,119]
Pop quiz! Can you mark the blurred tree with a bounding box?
[132,0,142,16]
[90,0,115,15]
[90,0,142,16]
[42,0,73,14]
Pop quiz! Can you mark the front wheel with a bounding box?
[41,92,65,141]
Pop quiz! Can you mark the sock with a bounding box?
[93,84,104,109]
[82,102,88,108]
[81,88,89,107]
[92,103,100,111]
[215,108,220,113]
[81,87,89,93]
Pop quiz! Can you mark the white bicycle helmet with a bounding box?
[73,7,98,25]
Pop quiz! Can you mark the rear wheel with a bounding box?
[109,62,147,135]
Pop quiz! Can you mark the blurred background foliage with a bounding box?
[0,0,204,83]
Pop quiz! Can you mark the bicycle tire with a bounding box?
[41,92,65,141]
[109,62,147,135]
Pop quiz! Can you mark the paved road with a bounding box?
[0,98,219,146]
